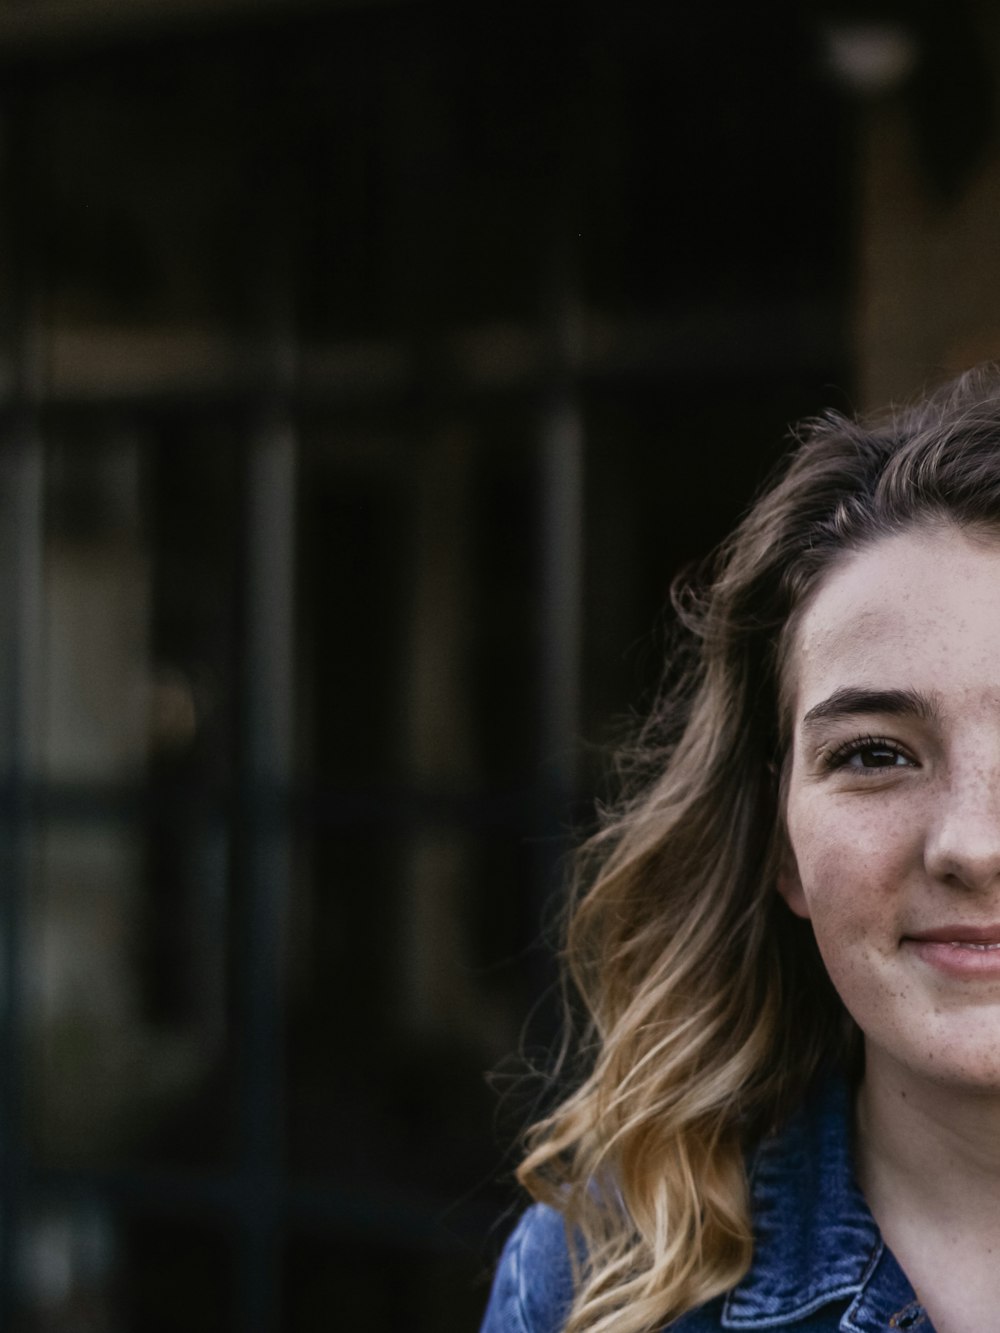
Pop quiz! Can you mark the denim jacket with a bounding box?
[480,1080,932,1333]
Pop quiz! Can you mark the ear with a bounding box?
[776,839,811,920]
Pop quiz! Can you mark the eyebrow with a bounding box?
[800,686,940,734]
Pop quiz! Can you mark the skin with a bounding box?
[777,522,1000,1333]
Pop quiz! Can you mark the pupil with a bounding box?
[861,746,894,766]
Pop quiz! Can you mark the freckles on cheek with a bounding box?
[800,844,898,961]
[801,847,872,919]
[796,803,904,918]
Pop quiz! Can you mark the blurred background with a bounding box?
[0,0,995,1329]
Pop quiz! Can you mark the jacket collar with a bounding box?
[720,1078,930,1332]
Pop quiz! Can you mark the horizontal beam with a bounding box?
[0,301,842,411]
[0,0,413,58]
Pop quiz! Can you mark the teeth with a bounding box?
[952,941,1000,950]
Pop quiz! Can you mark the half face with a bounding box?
[779,522,1000,1091]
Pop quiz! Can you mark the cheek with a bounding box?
[786,798,917,940]
[789,847,893,1036]
[786,799,927,1025]
[801,855,880,953]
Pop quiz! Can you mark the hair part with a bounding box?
[516,366,1000,1333]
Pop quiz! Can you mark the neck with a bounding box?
[857,1047,1000,1230]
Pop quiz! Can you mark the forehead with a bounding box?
[786,525,1000,721]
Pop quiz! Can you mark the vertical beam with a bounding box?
[538,382,584,802]
[232,113,298,1330]
[235,404,295,1333]
[538,239,585,809]
[532,224,585,1032]
[0,78,46,1327]
[0,421,44,1330]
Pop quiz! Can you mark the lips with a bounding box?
[906,924,1000,946]
[905,928,1000,978]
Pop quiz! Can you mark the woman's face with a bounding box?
[779,522,1000,1092]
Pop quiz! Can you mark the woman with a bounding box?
[481,367,1000,1333]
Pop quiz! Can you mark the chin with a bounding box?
[859,1006,1000,1095]
[896,1042,1000,1095]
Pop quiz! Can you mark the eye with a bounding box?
[824,734,916,772]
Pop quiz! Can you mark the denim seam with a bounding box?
[721,1279,864,1330]
[838,1239,887,1333]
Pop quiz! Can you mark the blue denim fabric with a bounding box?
[480,1079,933,1332]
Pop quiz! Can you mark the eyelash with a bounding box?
[821,733,915,772]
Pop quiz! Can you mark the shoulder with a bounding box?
[480,1204,574,1333]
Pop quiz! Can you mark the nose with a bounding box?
[924,767,1000,892]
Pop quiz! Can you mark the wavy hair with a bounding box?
[517,366,1000,1333]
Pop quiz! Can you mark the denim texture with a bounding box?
[480,1080,932,1333]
